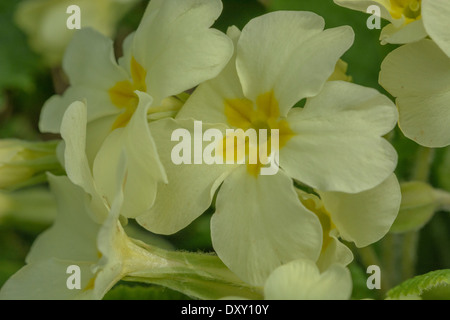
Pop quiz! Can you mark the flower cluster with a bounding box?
[3,0,449,300]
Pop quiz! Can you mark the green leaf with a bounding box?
[390,182,438,233]
[104,283,191,300]
[387,269,450,300]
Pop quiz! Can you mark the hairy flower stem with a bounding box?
[401,231,419,281]
[433,189,450,212]
[412,147,434,182]
[123,239,263,300]
[382,233,401,287]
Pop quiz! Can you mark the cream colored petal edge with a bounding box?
[133,0,233,101]
[333,0,395,22]
[282,81,398,194]
[59,101,97,198]
[380,19,427,45]
[319,174,401,248]
[264,259,352,300]
[398,92,450,148]
[212,166,323,286]
[379,39,450,97]
[422,0,450,58]
[93,92,167,218]
[236,11,354,115]
[137,118,236,235]
[176,26,244,124]
[26,174,99,264]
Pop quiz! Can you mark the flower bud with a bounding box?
[15,0,139,66]
[0,139,61,190]
[390,181,438,233]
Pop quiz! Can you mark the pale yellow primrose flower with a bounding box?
[297,173,401,271]
[40,0,233,134]
[0,174,263,300]
[60,97,164,221]
[334,0,427,44]
[40,0,233,219]
[0,173,144,300]
[380,39,450,147]
[15,0,139,66]
[139,12,398,286]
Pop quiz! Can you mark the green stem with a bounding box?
[398,147,434,283]
[381,233,400,287]
[433,189,450,212]
[124,239,263,300]
[401,231,419,281]
[411,147,434,182]
[357,245,390,296]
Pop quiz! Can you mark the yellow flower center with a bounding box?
[108,56,147,130]
[389,0,421,22]
[223,90,295,177]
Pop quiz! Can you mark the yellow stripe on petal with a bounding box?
[111,104,137,130]
[223,90,295,177]
[224,98,253,129]
[130,56,147,92]
[255,90,280,120]
[83,277,96,292]
[109,81,139,110]
[297,191,336,254]
[108,57,147,130]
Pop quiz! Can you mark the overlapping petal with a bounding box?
[380,39,450,147]
[0,175,120,300]
[39,28,129,133]
[316,232,354,272]
[60,94,166,219]
[319,174,401,247]
[380,19,427,45]
[176,26,244,124]
[236,11,354,116]
[422,0,450,58]
[296,190,354,271]
[211,166,322,286]
[264,259,352,300]
[281,81,398,193]
[93,92,167,218]
[133,0,233,102]
[137,118,236,234]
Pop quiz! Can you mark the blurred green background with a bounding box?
[0,0,449,300]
